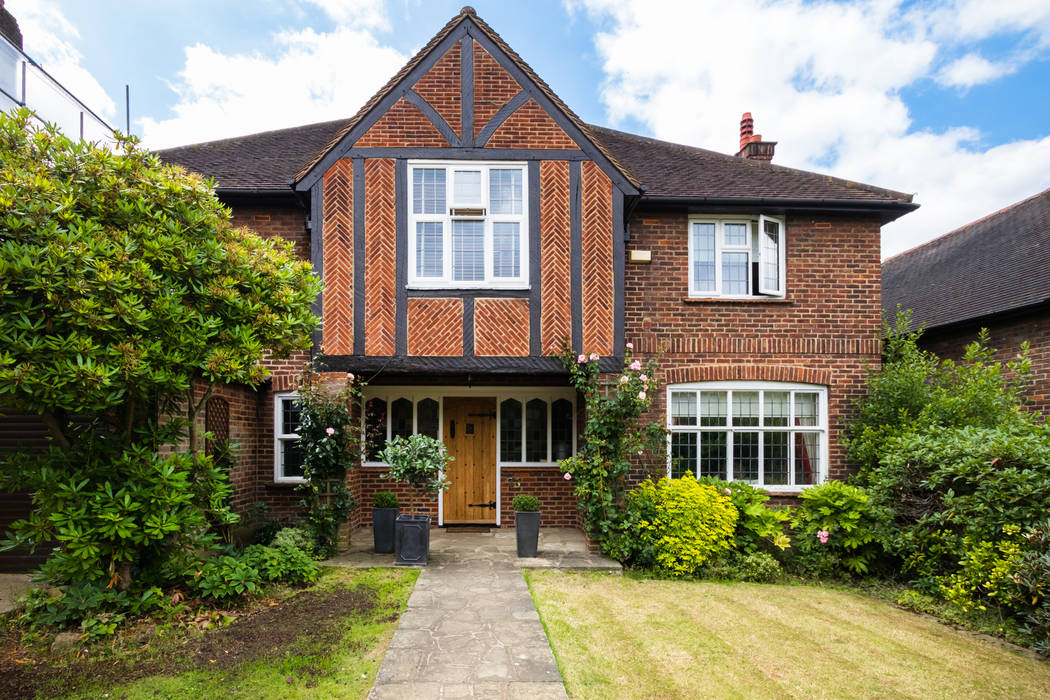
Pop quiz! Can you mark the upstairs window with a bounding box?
[408,161,528,288]
[688,216,785,298]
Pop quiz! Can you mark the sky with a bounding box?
[8,0,1050,259]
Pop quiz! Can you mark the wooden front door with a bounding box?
[442,397,497,524]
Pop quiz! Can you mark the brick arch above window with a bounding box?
[663,364,832,387]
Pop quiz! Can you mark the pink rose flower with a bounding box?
[724,488,732,495]
[639,374,648,382]
[637,450,644,455]
[817,529,830,544]
[563,472,572,480]
[346,373,355,381]
[626,342,634,349]
[589,352,599,361]
[325,427,335,436]
[630,360,642,371]
[619,375,629,384]
[577,354,588,364]
[638,391,647,400]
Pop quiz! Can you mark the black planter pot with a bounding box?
[395,513,431,565]
[515,511,540,557]
[373,507,398,554]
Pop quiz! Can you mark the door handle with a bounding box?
[449,420,455,438]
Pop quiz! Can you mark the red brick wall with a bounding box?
[363,158,397,356]
[230,203,309,261]
[322,159,353,355]
[413,42,461,139]
[485,99,578,150]
[473,40,521,137]
[407,298,464,356]
[581,161,614,355]
[474,298,530,356]
[920,308,1050,414]
[540,160,572,354]
[625,211,884,487]
[355,97,448,147]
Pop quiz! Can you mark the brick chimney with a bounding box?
[0,0,22,49]
[735,112,776,162]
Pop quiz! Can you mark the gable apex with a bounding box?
[293,8,638,193]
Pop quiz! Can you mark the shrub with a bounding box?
[512,494,541,512]
[698,477,791,553]
[373,491,399,509]
[703,550,783,583]
[790,481,881,576]
[1008,519,1050,652]
[270,527,317,558]
[634,476,737,577]
[380,434,453,508]
[19,583,167,638]
[190,554,263,602]
[243,544,320,585]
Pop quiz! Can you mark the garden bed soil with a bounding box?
[0,585,379,699]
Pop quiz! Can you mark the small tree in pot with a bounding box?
[513,494,542,557]
[372,491,399,554]
[379,435,452,565]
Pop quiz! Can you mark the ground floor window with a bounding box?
[274,392,304,483]
[666,381,827,489]
[362,388,576,466]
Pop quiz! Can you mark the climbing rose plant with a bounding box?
[559,346,665,551]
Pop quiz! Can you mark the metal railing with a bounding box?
[0,31,115,143]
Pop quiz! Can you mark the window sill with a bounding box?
[271,479,306,486]
[407,285,530,291]
[683,297,791,304]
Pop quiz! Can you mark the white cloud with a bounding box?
[139,24,406,149]
[7,0,117,122]
[302,0,390,29]
[568,0,1050,258]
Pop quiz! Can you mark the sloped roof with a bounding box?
[882,187,1050,330]
[291,7,635,188]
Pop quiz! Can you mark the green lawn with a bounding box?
[526,571,1050,700]
[11,567,418,700]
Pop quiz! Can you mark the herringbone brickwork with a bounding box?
[412,42,461,139]
[486,99,578,150]
[474,298,530,356]
[407,298,463,356]
[322,159,353,355]
[355,97,449,147]
[581,161,614,356]
[540,160,572,354]
[364,158,397,356]
[473,41,521,138]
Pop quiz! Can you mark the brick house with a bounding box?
[883,187,1050,413]
[61,7,916,534]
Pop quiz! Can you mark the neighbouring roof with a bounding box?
[883,187,1050,330]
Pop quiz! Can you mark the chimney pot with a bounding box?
[736,112,776,162]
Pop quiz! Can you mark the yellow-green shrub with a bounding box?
[635,475,738,576]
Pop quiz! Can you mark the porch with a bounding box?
[326,526,621,572]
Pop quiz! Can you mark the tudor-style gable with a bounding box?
[299,7,630,371]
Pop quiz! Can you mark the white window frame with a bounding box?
[274,392,305,484]
[665,381,827,491]
[687,215,786,299]
[407,161,529,289]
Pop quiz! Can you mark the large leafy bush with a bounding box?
[698,477,791,553]
[789,481,881,576]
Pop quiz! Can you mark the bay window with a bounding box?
[408,161,528,288]
[667,382,826,489]
[688,215,785,298]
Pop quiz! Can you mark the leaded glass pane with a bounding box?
[724,222,748,246]
[453,169,481,205]
[417,398,439,439]
[281,398,301,435]
[492,222,520,278]
[692,222,715,292]
[500,399,522,462]
[764,431,789,486]
[700,391,727,427]
[722,251,749,295]
[699,431,727,479]
[413,168,445,214]
[452,220,484,281]
[281,440,304,478]
[391,398,413,440]
[733,431,760,482]
[525,399,548,462]
[764,391,789,427]
[795,393,819,426]
[489,169,523,214]
[671,432,697,479]
[732,391,760,427]
[551,399,573,461]
[365,398,387,461]
[671,391,697,426]
[416,221,443,278]
[795,432,820,485]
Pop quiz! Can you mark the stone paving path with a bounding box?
[368,560,569,699]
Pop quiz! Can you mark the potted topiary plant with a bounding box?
[372,491,399,554]
[513,494,541,557]
[379,435,452,565]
